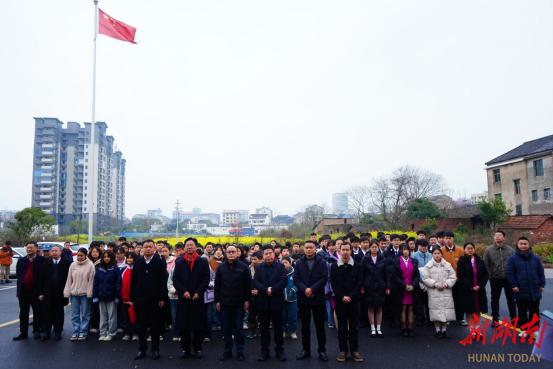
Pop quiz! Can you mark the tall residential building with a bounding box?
[255,206,273,219]
[222,210,249,224]
[31,118,126,233]
[332,193,349,214]
[485,134,553,216]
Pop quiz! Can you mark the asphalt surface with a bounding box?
[0,278,551,369]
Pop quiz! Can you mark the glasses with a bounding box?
[227,251,236,254]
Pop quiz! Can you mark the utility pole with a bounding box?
[77,213,83,245]
[175,199,181,242]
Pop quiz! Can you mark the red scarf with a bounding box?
[184,253,197,271]
[121,267,132,303]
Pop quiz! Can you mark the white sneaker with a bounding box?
[147,336,152,342]
[122,335,131,341]
[203,337,210,342]
[103,335,113,341]
[98,336,106,341]
[283,332,287,338]
[172,337,179,342]
[518,332,527,338]
[70,335,78,341]
[132,335,139,341]
[78,335,87,341]
[117,328,124,333]
[159,335,164,341]
[243,322,248,330]
[291,333,298,340]
[90,328,98,333]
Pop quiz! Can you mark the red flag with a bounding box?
[98,8,137,44]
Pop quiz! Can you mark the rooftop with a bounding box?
[485,134,553,166]
[498,215,552,229]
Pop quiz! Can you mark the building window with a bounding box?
[532,190,538,202]
[495,193,502,201]
[545,188,551,200]
[493,169,501,183]
[514,179,521,195]
[534,159,544,176]
[515,205,522,216]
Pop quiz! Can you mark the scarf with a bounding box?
[185,253,198,271]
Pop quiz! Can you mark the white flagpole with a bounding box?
[88,0,98,244]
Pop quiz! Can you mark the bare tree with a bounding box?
[346,185,371,218]
[368,165,447,229]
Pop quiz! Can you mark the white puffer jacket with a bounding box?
[421,259,457,322]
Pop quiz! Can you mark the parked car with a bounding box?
[9,248,26,278]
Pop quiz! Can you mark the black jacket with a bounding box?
[456,255,489,314]
[391,257,420,307]
[293,255,328,305]
[39,258,71,308]
[330,258,363,303]
[253,261,287,311]
[130,256,168,302]
[362,253,389,306]
[215,260,252,306]
[61,248,73,263]
[16,255,47,298]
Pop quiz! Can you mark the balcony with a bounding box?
[40,195,52,199]
[41,165,53,170]
[42,144,54,148]
[40,201,52,206]
[42,158,53,163]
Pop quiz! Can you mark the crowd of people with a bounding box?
[7,229,547,362]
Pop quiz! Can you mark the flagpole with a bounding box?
[88,0,98,244]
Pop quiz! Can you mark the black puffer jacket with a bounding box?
[215,260,252,306]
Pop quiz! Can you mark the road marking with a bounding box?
[481,314,523,333]
[0,316,32,328]
[0,286,17,291]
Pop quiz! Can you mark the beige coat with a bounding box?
[421,259,457,322]
[63,259,96,298]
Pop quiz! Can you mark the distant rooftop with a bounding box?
[485,134,553,166]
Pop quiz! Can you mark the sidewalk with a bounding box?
[545,268,553,279]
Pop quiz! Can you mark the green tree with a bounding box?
[68,220,89,234]
[406,198,446,219]
[421,218,438,235]
[478,197,512,230]
[359,214,374,225]
[8,207,56,246]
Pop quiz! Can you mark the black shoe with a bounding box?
[319,352,329,362]
[435,331,443,339]
[237,352,245,361]
[371,331,376,338]
[53,333,61,340]
[152,351,160,360]
[13,333,28,341]
[296,351,311,360]
[258,352,270,361]
[402,329,408,337]
[179,351,190,359]
[195,351,203,359]
[5,279,13,283]
[441,331,450,339]
[408,329,415,337]
[33,332,41,340]
[377,330,384,338]
[220,352,232,361]
[276,352,287,361]
[134,351,146,360]
[40,333,51,341]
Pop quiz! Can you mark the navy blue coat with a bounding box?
[253,261,287,311]
[93,266,120,301]
[362,254,390,306]
[16,255,47,298]
[506,250,546,301]
[293,255,328,305]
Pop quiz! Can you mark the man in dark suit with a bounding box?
[13,241,47,341]
[293,240,329,362]
[172,237,210,360]
[383,234,401,328]
[38,245,71,340]
[253,245,288,362]
[130,239,168,361]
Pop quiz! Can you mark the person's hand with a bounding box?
[267,287,272,297]
[474,286,480,291]
[114,298,119,304]
[513,287,520,293]
[159,300,165,307]
[441,284,447,290]
[540,287,545,293]
[244,301,250,310]
[386,288,390,295]
[342,296,351,303]
[93,298,99,303]
[128,301,133,306]
[193,293,200,300]
[39,295,44,301]
[252,289,258,296]
[184,291,191,299]
[216,302,221,312]
[305,288,313,297]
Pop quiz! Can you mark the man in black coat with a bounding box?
[13,241,47,341]
[130,239,168,361]
[253,245,288,362]
[172,237,210,360]
[38,245,71,340]
[293,240,329,362]
[331,242,364,362]
[215,245,252,361]
[383,234,401,328]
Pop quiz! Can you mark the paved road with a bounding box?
[0,278,551,369]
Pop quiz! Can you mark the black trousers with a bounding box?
[259,309,284,354]
[299,304,326,353]
[335,300,359,353]
[516,300,540,329]
[18,290,43,334]
[90,301,100,329]
[136,300,161,352]
[418,291,429,323]
[490,278,517,322]
[42,297,65,334]
[359,299,369,326]
[181,329,203,353]
[452,285,465,321]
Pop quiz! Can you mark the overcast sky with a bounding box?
[1,0,552,219]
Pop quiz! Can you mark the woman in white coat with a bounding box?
[421,248,457,339]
